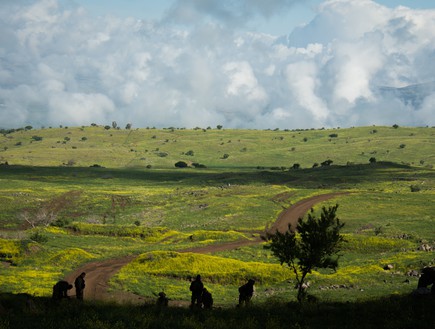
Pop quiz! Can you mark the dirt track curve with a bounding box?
[64,192,346,304]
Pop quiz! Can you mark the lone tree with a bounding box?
[268,204,345,302]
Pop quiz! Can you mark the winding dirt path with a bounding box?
[64,192,347,303]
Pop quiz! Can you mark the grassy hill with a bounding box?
[1,125,434,169]
[0,125,434,323]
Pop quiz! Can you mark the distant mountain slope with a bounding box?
[377,81,435,108]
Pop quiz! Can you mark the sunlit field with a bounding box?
[0,125,434,328]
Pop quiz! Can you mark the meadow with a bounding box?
[0,125,434,327]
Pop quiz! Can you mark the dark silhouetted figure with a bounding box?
[52,280,73,300]
[74,272,86,300]
[189,274,204,308]
[202,288,213,309]
[418,267,435,294]
[156,292,169,307]
[238,279,255,307]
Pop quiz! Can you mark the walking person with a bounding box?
[74,272,86,301]
[189,274,204,308]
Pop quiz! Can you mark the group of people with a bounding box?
[53,266,434,306]
[52,272,86,301]
[158,275,255,309]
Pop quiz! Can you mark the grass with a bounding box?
[0,125,434,311]
[0,293,434,329]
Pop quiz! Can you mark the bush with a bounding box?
[175,161,188,168]
[410,185,421,192]
[29,232,48,243]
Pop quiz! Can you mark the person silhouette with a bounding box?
[202,288,213,309]
[189,275,204,308]
[74,272,86,300]
[418,267,435,294]
[238,279,255,307]
[156,292,169,307]
[52,280,73,300]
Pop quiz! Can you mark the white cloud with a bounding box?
[0,0,434,129]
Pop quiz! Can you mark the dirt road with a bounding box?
[64,192,346,303]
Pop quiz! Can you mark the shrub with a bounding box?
[29,231,48,243]
[175,161,188,168]
[410,185,421,192]
[321,159,333,166]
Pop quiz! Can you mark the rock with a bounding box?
[418,244,432,252]
[406,270,419,277]
[383,264,394,270]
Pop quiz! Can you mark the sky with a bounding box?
[0,0,434,130]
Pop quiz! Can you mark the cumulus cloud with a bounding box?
[0,0,434,129]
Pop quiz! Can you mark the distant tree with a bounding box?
[303,137,308,142]
[175,161,188,168]
[369,157,376,164]
[392,124,399,129]
[25,126,33,131]
[81,137,87,141]
[104,125,111,130]
[221,153,229,159]
[329,133,338,138]
[399,144,406,149]
[31,136,43,141]
[291,163,300,170]
[18,208,57,229]
[112,121,118,129]
[125,123,132,130]
[192,163,207,168]
[268,205,345,302]
[321,159,333,166]
[216,125,223,130]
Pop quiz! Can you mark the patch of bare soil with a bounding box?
[64,192,347,304]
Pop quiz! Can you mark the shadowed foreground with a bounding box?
[0,293,434,329]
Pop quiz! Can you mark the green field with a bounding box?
[0,125,434,316]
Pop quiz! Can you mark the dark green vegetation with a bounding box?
[269,205,345,301]
[0,293,434,329]
[0,125,434,327]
